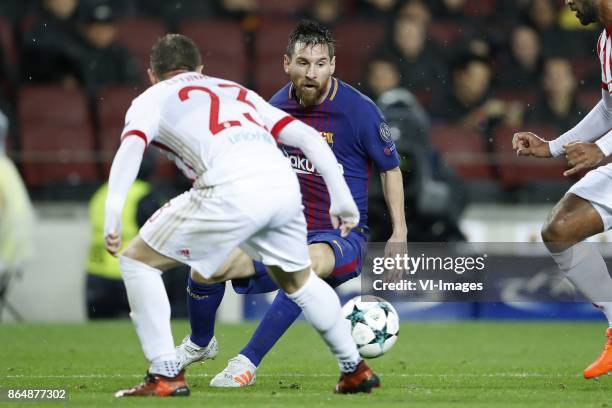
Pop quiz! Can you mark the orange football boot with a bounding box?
[115,370,190,397]
[583,328,612,379]
[334,361,380,394]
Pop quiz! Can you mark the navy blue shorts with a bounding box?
[232,229,367,294]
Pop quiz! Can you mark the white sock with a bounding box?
[120,256,179,376]
[286,272,362,373]
[550,243,612,327]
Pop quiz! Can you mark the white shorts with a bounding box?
[140,183,310,278]
[568,164,612,230]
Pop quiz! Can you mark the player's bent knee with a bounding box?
[267,266,311,294]
[541,218,569,244]
[191,269,222,284]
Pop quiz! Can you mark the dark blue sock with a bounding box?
[186,277,225,347]
[240,290,302,367]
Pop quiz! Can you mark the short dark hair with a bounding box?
[286,20,336,59]
[450,51,489,73]
[150,34,202,78]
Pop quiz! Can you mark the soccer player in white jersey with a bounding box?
[104,34,378,397]
[513,0,612,380]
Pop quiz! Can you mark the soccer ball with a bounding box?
[342,296,399,358]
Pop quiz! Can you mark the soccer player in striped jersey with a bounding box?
[513,0,612,380]
[104,33,377,396]
[177,20,407,389]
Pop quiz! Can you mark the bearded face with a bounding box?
[284,42,335,107]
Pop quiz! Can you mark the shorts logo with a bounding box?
[179,248,190,259]
[379,122,392,143]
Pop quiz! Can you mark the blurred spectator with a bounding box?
[20,0,82,86]
[0,109,35,320]
[431,52,523,128]
[214,0,258,20]
[395,0,431,26]
[299,0,341,27]
[135,0,214,29]
[523,0,586,58]
[74,0,141,95]
[369,88,467,241]
[526,57,585,134]
[361,53,401,100]
[356,0,398,21]
[428,0,471,23]
[496,25,543,90]
[374,16,447,96]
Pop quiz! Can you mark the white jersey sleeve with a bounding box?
[548,27,612,157]
[548,93,612,157]
[120,91,162,145]
[104,89,161,237]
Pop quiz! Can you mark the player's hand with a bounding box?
[563,141,604,177]
[512,132,552,158]
[384,232,408,283]
[330,201,360,238]
[105,233,122,257]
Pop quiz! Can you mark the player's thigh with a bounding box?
[140,189,257,279]
[122,234,182,272]
[191,248,256,284]
[241,208,311,277]
[542,193,604,249]
[309,243,335,278]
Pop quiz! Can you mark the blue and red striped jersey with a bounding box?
[270,77,400,232]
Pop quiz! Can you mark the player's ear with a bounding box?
[283,54,291,74]
[330,55,336,75]
[196,65,203,74]
[147,68,158,85]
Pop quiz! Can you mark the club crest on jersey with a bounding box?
[379,122,392,143]
[321,131,334,146]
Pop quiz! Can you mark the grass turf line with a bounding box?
[1,321,611,407]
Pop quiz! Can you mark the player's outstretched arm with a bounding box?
[104,137,145,256]
[277,119,359,236]
[546,98,612,156]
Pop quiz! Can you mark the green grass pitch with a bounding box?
[1,321,611,407]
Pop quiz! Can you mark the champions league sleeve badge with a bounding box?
[379,122,393,144]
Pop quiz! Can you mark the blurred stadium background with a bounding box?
[0,0,610,323]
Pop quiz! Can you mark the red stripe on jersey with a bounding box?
[331,258,359,277]
[270,115,295,140]
[316,97,333,229]
[121,130,147,144]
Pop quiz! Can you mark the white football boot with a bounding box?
[176,335,219,371]
[210,354,257,387]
